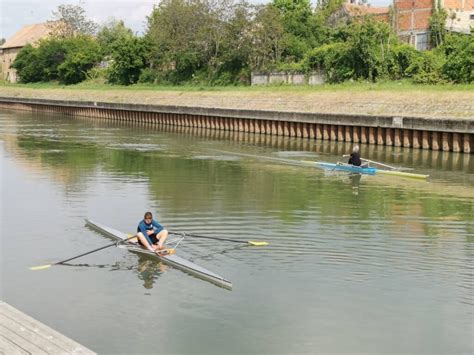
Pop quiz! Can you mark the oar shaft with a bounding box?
[361,158,396,170]
[169,231,246,244]
[54,234,137,266]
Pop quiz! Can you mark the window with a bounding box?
[415,33,429,51]
[470,14,474,20]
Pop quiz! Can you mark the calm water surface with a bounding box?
[1,110,473,354]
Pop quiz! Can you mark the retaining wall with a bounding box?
[0,97,472,153]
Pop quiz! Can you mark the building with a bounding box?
[442,0,474,33]
[0,23,51,83]
[394,0,433,50]
[328,1,390,27]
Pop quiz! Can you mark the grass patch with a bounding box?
[1,80,474,93]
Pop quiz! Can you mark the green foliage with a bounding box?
[107,36,149,85]
[441,34,474,83]
[346,19,394,81]
[408,51,446,84]
[429,1,448,47]
[97,19,134,55]
[58,36,102,84]
[11,45,42,82]
[12,39,68,82]
[304,42,352,82]
[304,19,396,83]
[9,0,474,86]
[249,4,285,71]
[145,0,209,83]
[12,37,101,85]
[272,0,317,60]
[388,44,424,79]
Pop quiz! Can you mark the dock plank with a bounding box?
[0,301,96,354]
[0,334,30,354]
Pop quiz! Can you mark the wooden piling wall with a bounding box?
[0,97,472,153]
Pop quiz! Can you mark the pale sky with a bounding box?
[0,0,392,40]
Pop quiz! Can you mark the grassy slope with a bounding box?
[0,81,473,119]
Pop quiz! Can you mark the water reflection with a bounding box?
[135,255,168,290]
[349,173,362,195]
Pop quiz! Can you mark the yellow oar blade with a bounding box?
[29,264,52,271]
[248,241,269,246]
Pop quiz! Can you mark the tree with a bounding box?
[272,0,317,60]
[58,36,102,84]
[97,19,134,55]
[248,4,285,71]
[429,0,447,47]
[0,38,5,46]
[146,0,209,83]
[442,33,474,83]
[48,2,98,38]
[107,36,149,85]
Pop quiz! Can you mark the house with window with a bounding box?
[0,23,51,83]
[442,0,474,33]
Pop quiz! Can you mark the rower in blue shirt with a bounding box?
[137,212,169,253]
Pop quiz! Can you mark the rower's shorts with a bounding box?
[137,230,162,246]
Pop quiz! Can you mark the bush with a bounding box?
[107,37,149,85]
[11,45,42,82]
[408,51,446,84]
[138,68,158,84]
[441,33,474,83]
[57,36,102,84]
[303,42,352,83]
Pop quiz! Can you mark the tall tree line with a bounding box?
[10,0,474,85]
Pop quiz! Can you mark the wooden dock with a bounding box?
[0,301,96,354]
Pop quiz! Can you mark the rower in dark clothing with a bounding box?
[348,145,362,166]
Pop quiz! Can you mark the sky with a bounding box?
[0,0,392,40]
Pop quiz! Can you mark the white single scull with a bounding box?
[85,219,232,290]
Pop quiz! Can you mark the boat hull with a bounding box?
[85,219,232,289]
[315,162,428,179]
[315,162,377,175]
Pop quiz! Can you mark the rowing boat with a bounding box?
[85,219,232,289]
[314,162,429,180]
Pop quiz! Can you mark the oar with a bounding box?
[360,158,397,170]
[30,234,139,271]
[169,231,268,246]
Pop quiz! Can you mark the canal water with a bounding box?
[1,110,473,354]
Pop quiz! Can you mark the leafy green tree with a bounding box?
[0,38,5,46]
[146,0,209,83]
[429,0,447,47]
[272,0,317,60]
[249,4,285,71]
[48,3,98,38]
[11,45,42,82]
[97,19,134,55]
[211,1,254,84]
[58,36,102,84]
[441,33,474,83]
[12,39,68,82]
[347,19,394,81]
[304,42,352,82]
[107,36,149,85]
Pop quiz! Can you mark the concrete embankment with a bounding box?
[0,95,473,153]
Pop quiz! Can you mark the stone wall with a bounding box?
[251,72,325,86]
